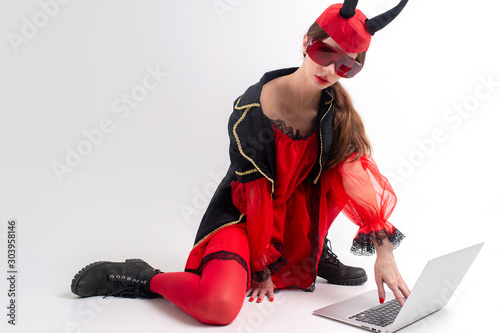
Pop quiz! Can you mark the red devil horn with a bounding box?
[365,0,409,35]
[339,0,359,19]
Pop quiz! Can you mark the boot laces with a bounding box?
[324,238,339,264]
[108,274,148,298]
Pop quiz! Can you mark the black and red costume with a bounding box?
[184,67,405,292]
[71,1,411,326]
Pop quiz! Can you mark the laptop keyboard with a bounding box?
[348,299,402,328]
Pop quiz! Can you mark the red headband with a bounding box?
[315,1,409,53]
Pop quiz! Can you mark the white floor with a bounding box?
[0,212,497,333]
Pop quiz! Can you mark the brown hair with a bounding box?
[305,22,371,170]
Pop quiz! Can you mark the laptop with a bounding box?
[313,242,484,332]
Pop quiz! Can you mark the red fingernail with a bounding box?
[257,298,262,302]
[379,297,385,304]
[270,297,274,302]
[249,297,254,302]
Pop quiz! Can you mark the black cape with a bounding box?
[193,67,335,248]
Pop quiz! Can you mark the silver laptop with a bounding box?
[313,242,484,332]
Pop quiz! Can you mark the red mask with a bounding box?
[306,37,363,78]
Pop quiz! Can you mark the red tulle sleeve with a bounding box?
[231,178,284,275]
[328,153,405,255]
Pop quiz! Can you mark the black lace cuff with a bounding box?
[350,228,405,256]
[252,267,271,283]
[251,245,289,283]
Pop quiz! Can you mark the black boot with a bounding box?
[317,238,367,286]
[71,259,162,298]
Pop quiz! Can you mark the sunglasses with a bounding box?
[305,37,363,78]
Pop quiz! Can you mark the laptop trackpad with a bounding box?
[314,290,395,319]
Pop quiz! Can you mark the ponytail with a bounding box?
[325,82,371,170]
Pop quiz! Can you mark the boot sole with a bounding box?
[325,274,368,286]
[71,259,146,296]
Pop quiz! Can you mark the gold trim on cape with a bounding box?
[235,169,258,176]
[192,213,245,249]
[232,97,275,193]
[313,89,334,184]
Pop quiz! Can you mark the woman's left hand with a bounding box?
[246,276,276,303]
[374,238,411,307]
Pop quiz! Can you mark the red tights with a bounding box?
[150,259,248,325]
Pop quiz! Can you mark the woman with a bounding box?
[71,1,411,326]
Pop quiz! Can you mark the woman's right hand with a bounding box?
[246,277,276,303]
[374,239,410,306]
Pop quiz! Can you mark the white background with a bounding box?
[1,0,498,332]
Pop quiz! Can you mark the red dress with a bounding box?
[186,117,403,291]
[185,68,404,292]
